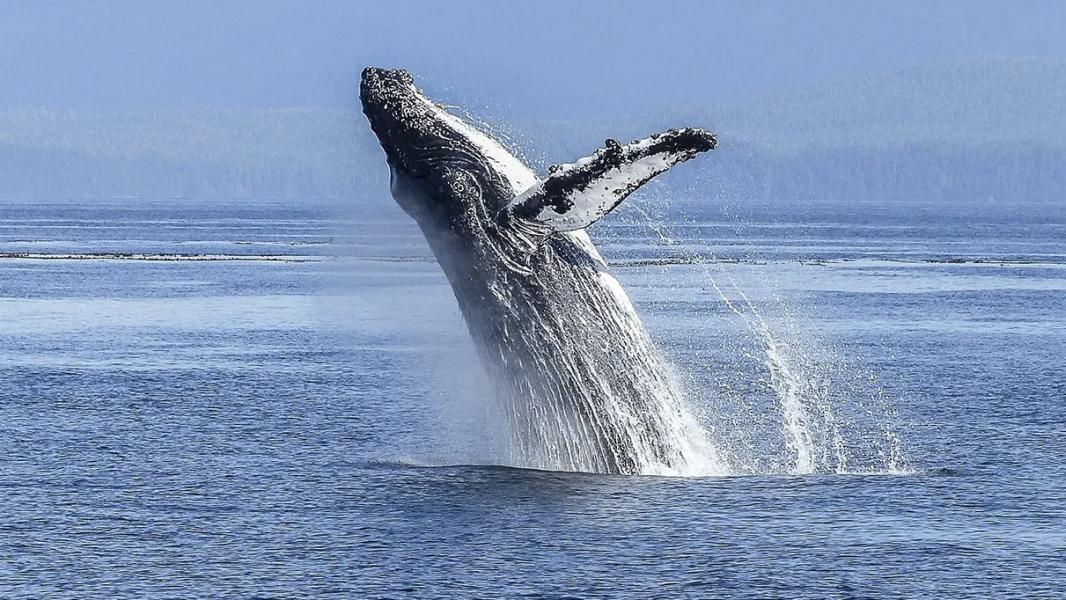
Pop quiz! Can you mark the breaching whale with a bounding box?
[360,67,719,475]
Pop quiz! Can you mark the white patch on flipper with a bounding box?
[530,152,674,231]
[503,127,714,236]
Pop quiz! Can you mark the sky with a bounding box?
[2,1,1066,117]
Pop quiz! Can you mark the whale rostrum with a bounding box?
[360,66,721,474]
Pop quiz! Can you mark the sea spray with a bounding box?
[618,199,908,475]
[708,269,910,474]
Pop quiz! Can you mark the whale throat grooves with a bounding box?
[426,223,720,476]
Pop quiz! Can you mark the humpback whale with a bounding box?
[360,67,719,475]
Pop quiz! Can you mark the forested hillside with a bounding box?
[2,59,1063,206]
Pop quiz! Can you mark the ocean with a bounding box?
[1,198,1064,597]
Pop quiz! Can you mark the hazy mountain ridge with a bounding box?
[0,108,382,200]
[2,59,1063,204]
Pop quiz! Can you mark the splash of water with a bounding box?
[620,200,909,476]
[626,201,677,246]
[710,277,858,474]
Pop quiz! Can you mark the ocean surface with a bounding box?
[1,198,1064,598]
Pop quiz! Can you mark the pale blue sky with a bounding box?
[2,1,1065,116]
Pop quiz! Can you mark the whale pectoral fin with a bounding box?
[503,128,717,233]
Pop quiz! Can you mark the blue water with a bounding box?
[2,199,1064,597]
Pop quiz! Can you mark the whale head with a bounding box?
[360,67,530,228]
[359,67,431,178]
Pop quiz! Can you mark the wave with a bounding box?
[360,456,929,478]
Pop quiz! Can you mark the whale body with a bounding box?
[359,67,718,474]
